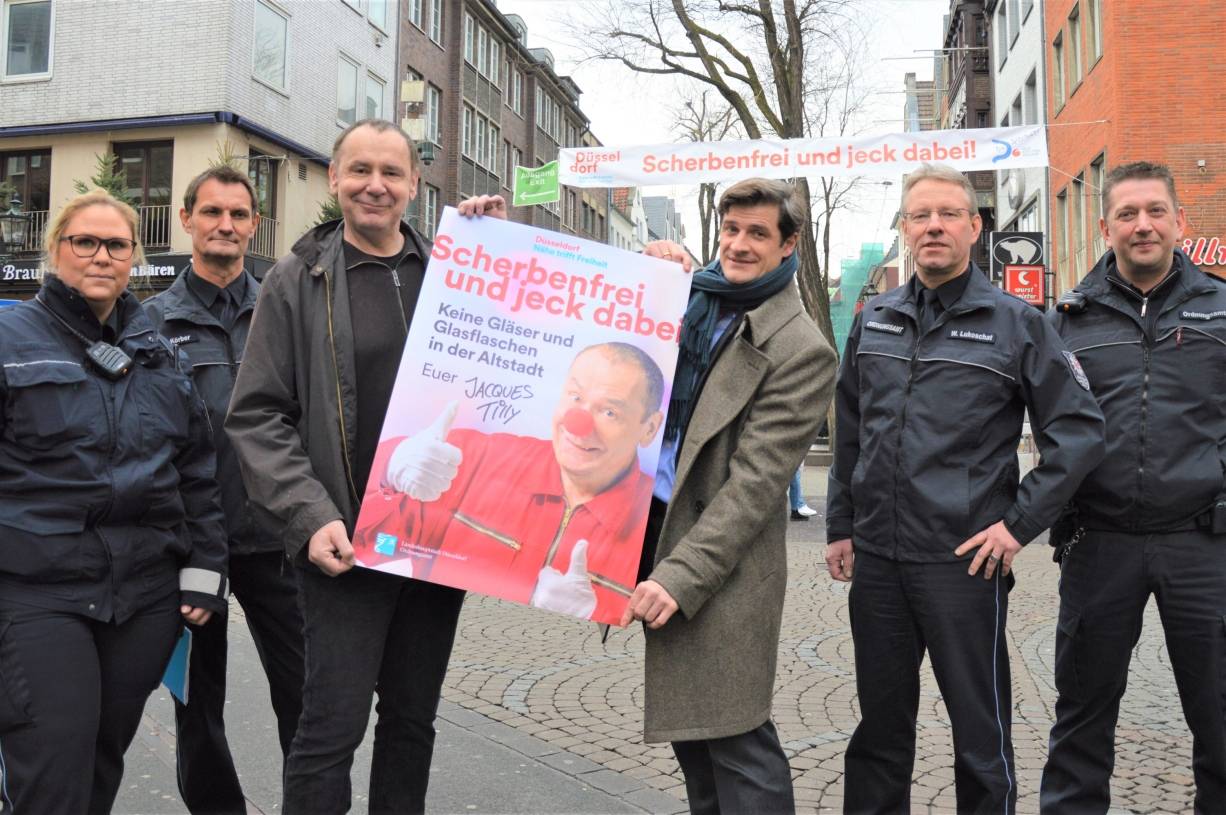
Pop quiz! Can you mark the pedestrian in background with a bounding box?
[0,189,228,814]
[1041,162,1226,814]
[146,166,305,814]
[826,163,1105,814]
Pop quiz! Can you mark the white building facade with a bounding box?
[1,0,396,290]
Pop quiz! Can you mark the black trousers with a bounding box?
[282,563,465,815]
[0,592,181,815]
[174,551,305,814]
[844,551,1016,815]
[672,720,795,814]
[1041,528,1226,815]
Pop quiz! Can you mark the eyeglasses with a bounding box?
[60,234,138,261]
[900,209,973,225]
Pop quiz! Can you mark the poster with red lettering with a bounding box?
[352,207,690,625]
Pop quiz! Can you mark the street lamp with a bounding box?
[0,193,30,258]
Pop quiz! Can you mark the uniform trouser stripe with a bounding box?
[992,569,1015,815]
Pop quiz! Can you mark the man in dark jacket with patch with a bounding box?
[145,166,304,815]
[227,120,504,815]
[826,163,1105,814]
[1041,162,1226,814]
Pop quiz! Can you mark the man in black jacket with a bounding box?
[826,163,1106,814]
[145,166,305,815]
[227,120,505,815]
[1041,162,1226,814]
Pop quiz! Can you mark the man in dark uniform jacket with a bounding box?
[826,163,1106,814]
[145,166,305,815]
[1041,162,1226,814]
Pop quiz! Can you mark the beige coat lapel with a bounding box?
[673,287,803,489]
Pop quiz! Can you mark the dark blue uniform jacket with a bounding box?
[1050,249,1226,532]
[828,265,1106,561]
[0,277,227,622]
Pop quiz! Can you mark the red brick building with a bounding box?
[1046,0,1226,291]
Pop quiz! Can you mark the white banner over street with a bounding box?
[558,125,1048,189]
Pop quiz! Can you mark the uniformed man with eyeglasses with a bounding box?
[825,163,1106,814]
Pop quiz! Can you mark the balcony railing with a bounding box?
[251,216,278,259]
[138,204,173,252]
[15,209,49,254]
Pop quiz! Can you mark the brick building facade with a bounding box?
[1046,0,1226,290]
[397,0,608,243]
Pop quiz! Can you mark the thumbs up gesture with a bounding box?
[385,402,462,502]
[531,539,598,619]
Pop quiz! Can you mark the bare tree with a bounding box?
[672,91,740,265]
[583,0,863,345]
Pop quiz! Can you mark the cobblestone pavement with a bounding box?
[440,469,1197,814]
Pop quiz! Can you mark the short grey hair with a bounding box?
[717,178,806,242]
[901,163,978,213]
[332,118,420,172]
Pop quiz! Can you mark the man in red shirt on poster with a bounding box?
[352,341,665,624]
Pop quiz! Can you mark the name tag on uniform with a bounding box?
[865,320,905,335]
[1180,310,1226,320]
[949,329,995,343]
[168,334,198,346]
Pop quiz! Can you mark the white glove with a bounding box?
[385,402,462,502]
[531,539,597,618]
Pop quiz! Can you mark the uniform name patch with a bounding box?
[168,334,197,346]
[1181,310,1226,320]
[866,320,905,335]
[1062,350,1090,391]
[949,329,995,343]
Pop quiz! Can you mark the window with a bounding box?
[487,121,499,170]
[1024,71,1038,124]
[1007,0,1020,44]
[475,115,486,167]
[425,84,440,144]
[995,3,1007,67]
[1010,95,1022,130]
[1068,6,1082,87]
[368,0,388,30]
[1056,189,1070,290]
[511,69,523,114]
[462,105,474,158]
[252,1,287,90]
[3,0,51,78]
[0,148,50,211]
[1086,0,1102,62]
[247,150,278,218]
[336,55,358,124]
[429,0,442,43]
[1071,173,1085,279]
[423,185,439,238]
[408,0,422,28]
[365,73,384,119]
[476,26,487,75]
[1052,33,1065,108]
[1022,0,1034,19]
[1090,154,1106,259]
[463,14,475,64]
[114,141,173,207]
[487,38,500,85]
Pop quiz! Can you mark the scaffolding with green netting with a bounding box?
[829,243,886,358]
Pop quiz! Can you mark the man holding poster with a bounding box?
[629,179,836,813]
[352,341,665,623]
[227,119,504,815]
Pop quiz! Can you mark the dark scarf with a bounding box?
[663,251,798,442]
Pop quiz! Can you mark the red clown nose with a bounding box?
[562,408,595,437]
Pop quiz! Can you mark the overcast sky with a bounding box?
[497,0,949,273]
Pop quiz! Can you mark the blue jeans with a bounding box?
[283,563,464,815]
[788,467,805,511]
